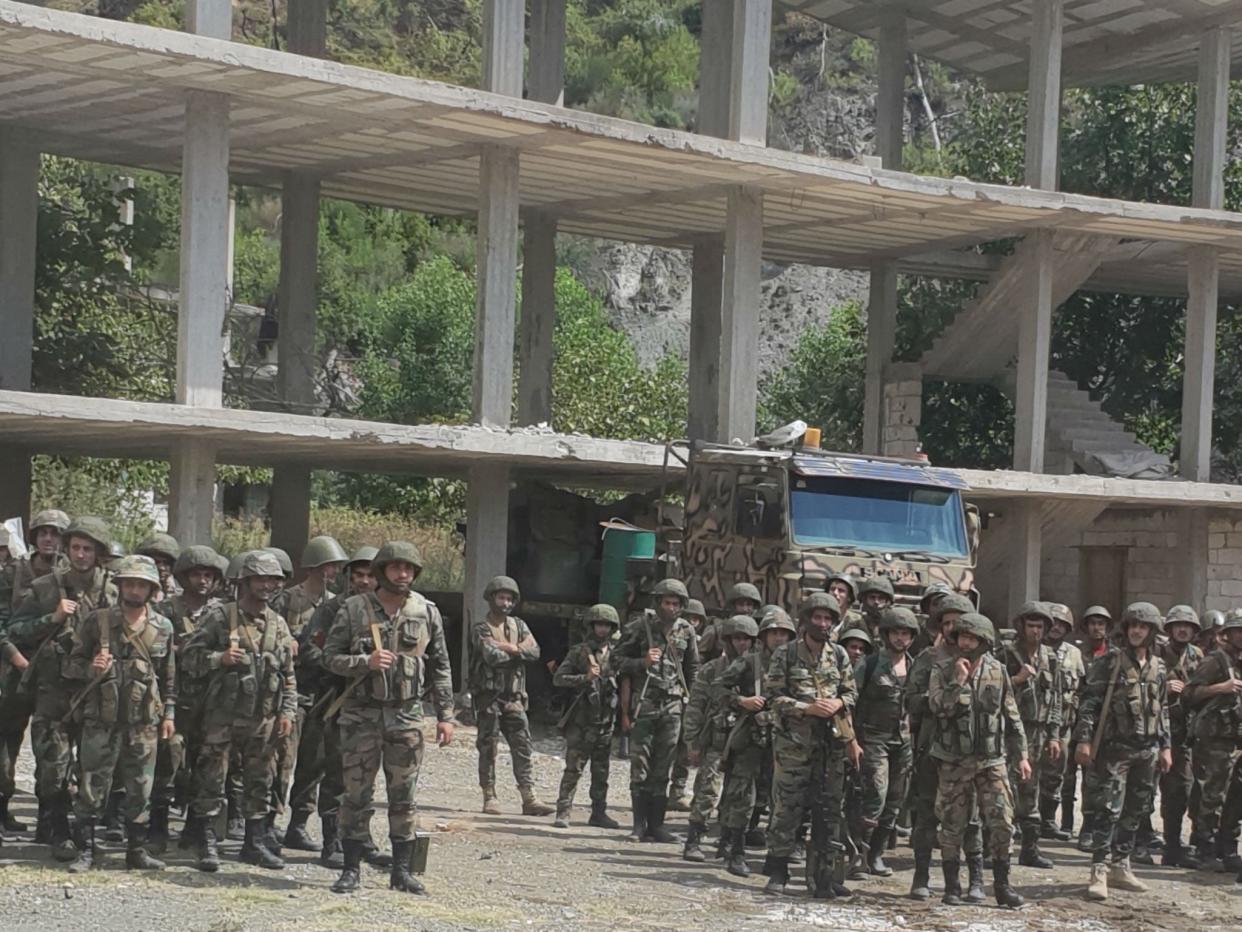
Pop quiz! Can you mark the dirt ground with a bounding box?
[1,725,1238,932]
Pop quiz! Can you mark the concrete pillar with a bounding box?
[718,187,763,443]
[1013,230,1054,473]
[528,0,566,107]
[688,236,724,442]
[1024,0,1063,190]
[1008,499,1042,619]
[0,133,38,524]
[169,438,217,546]
[186,0,230,40]
[482,0,524,98]
[881,362,922,457]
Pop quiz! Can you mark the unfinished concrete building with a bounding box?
[2,0,1242,630]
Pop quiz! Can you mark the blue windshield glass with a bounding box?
[789,476,968,558]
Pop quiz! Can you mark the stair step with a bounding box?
[1070,438,1149,455]
[1053,425,1132,442]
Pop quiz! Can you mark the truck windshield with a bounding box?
[789,475,969,558]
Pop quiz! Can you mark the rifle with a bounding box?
[632,610,657,721]
[555,643,601,731]
[1088,651,1124,763]
[62,608,113,724]
[18,579,80,695]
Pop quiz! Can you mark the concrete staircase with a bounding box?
[1041,369,1164,475]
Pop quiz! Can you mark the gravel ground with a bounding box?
[1,725,1239,931]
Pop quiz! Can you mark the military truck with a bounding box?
[668,435,981,616]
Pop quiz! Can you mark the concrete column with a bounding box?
[1008,499,1042,619]
[169,438,217,545]
[462,462,509,681]
[1024,0,1063,190]
[718,187,764,443]
[528,0,566,107]
[1013,230,1054,473]
[727,0,771,145]
[688,236,724,442]
[482,0,524,98]
[186,0,230,40]
[287,0,326,55]
[881,362,922,457]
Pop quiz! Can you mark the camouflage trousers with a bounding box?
[338,708,424,843]
[719,745,764,831]
[1039,722,1074,808]
[289,707,344,818]
[688,747,723,825]
[768,733,844,858]
[270,704,305,813]
[191,717,278,821]
[0,674,32,797]
[858,734,912,832]
[1159,739,1195,842]
[75,721,157,823]
[911,748,981,855]
[935,759,1014,861]
[669,734,690,799]
[556,721,613,809]
[1191,738,1242,843]
[29,713,76,801]
[473,691,534,789]
[1010,722,1046,830]
[1084,741,1157,863]
[628,699,682,795]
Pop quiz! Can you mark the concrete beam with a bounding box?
[1007,498,1042,621]
[1024,0,1062,190]
[718,186,763,444]
[482,0,523,97]
[528,0,566,107]
[1013,230,1054,473]
[168,437,216,546]
[862,262,898,454]
[185,0,230,40]
[517,211,556,426]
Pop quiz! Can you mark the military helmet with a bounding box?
[1015,600,1053,627]
[879,606,920,636]
[684,598,707,620]
[301,535,349,569]
[758,605,796,635]
[174,544,225,583]
[798,591,840,622]
[826,572,856,602]
[857,576,895,600]
[1048,603,1074,629]
[263,547,294,578]
[1202,609,1226,631]
[226,551,250,581]
[484,575,521,602]
[953,612,996,646]
[1164,604,1201,631]
[239,550,285,580]
[650,578,689,606]
[583,603,620,628]
[108,540,126,561]
[1221,609,1242,632]
[63,516,112,554]
[371,541,424,576]
[928,592,974,633]
[135,533,180,563]
[1120,602,1164,634]
[720,613,760,639]
[346,545,379,569]
[28,508,70,542]
[1081,605,1113,627]
[112,554,162,590]
[726,581,762,607]
[919,581,952,612]
[837,626,873,650]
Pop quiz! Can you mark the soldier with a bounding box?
[323,541,456,895]
[1158,604,1206,867]
[906,591,981,902]
[182,551,297,872]
[697,581,762,665]
[838,627,872,664]
[469,575,554,817]
[1183,609,1242,873]
[854,607,917,878]
[762,592,860,898]
[135,533,181,600]
[1074,602,1172,901]
[63,555,175,872]
[8,508,70,610]
[293,545,378,868]
[1070,604,1115,851]
[615,577,699,843]
[838,625,874,880]
[744,606,795,848]
[857,577,894,639]
[1199,610,1226,655]
[929,612,1028,908]
[9,516,116,859]
[1002,601,1062,870]
[1040,603,1084,843]
[826,572,859,630]
[668,597,709,812]
[552,603,621,830]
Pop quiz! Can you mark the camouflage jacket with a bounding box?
[1050,640,1085,732]
[764,638,857,747]
[683,653,728,753]
[162,594,219,709]
[1159,641,1205,741]
[616,613,700,707]
[853,651,911,744]
[7,552,66,614]
[323,591,454,725]
[1183,648,1242,742]
[553,636,617,729]
[711,646,772,757]
[9,568,117,718]
[928,653,1026,767]
[1074,647,1170,750]
[183,602,297,726]
[696,620,722,663]
[297,592,348,700]
[469,613,539,701]
[906,640,953,756]
[66,606,176,728]
[282,582,329,639]
[1001,640,1062,730]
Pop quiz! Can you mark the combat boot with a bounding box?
[1220,835,1242,874]
[125,821,165,870]
[667,791,691,813]
[389,838,426,895]
[34,797,52,845]
[1018,824,1054,869]
[0,794,25,833]
[553,804,571,829]
[50,794,77,862]
[965,854,986,904]
[263,811,283,855]
[481,785,502,815]
[1059,794,1075,835]
[682,820,707,862]
[644,795,678,844]
[196,819,220,873]
[725,829,751,878]
[1109,856,1147,892]
[147,800,170,855]
[909,848,932,900]
[330,839,362,894]
[1077,813,1094,852]
[360,838,392,867]
[867,825,893,877]
[284,810,317,851]
[1086,860,1109,900]
[744,807,766,848]
[763,854,789,895]
[587,800,620,830]
[101,789,125,842]
[940,858,962,905]
[991,856,1024,908]
[626,789,647,842]
[519,785,555,817]
[241,817,285,869]
[225,791,245,841]
[68,818,97,874]
[1040,796,1069,841]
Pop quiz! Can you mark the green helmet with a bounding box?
[879,606,920,636]
[174,545,225,584]
[919,581,952,613]
[1048,603,1074,630]
[63,517,112,555]
[720,614,760,639]
[826,572,855,602]
[1015,600,1053,627]
[301,535,348,569]
[263,547,294,578]
[1165,604,1201,631]
[1121,602,1163,635]
[28,508,70,541]
[226,551,251,581]
[857,576,895,600]
[928,592,974,633]
[798,592,840,622]
[684,598,707,620]
[1222,609,1242,632]
[240,550,285,580]
[135,533,180,563]
[484,575,521,602]
[112,554,161,590]
[1203,609,1226,631]
[650,578,689,606]
[953,612,996,646]
[726,582,762,607]
[346,545,379,569]
[838,627,873,650]
[583,603,620,628]
[108,541,126,561]
[371,541,424,576]
[758,605,796,635]
[1081,605,1113,628]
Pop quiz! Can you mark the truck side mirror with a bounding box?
[735,481,783,539]
[964,503,981,565]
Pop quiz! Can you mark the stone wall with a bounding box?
[882,363,923,458]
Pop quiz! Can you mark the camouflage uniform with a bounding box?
[681,648,726,833]
[1183,638,1242,865]
[1158,605,1206,866]
[668,598,708,810]
[928,613,1026,907]
[1039,608,1084,839]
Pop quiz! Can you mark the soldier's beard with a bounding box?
[379,576,410,595]
[805,626,830,643]
[493,603,514,616]
[122,596,146,610]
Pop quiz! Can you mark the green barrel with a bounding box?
[598,524,655,615]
